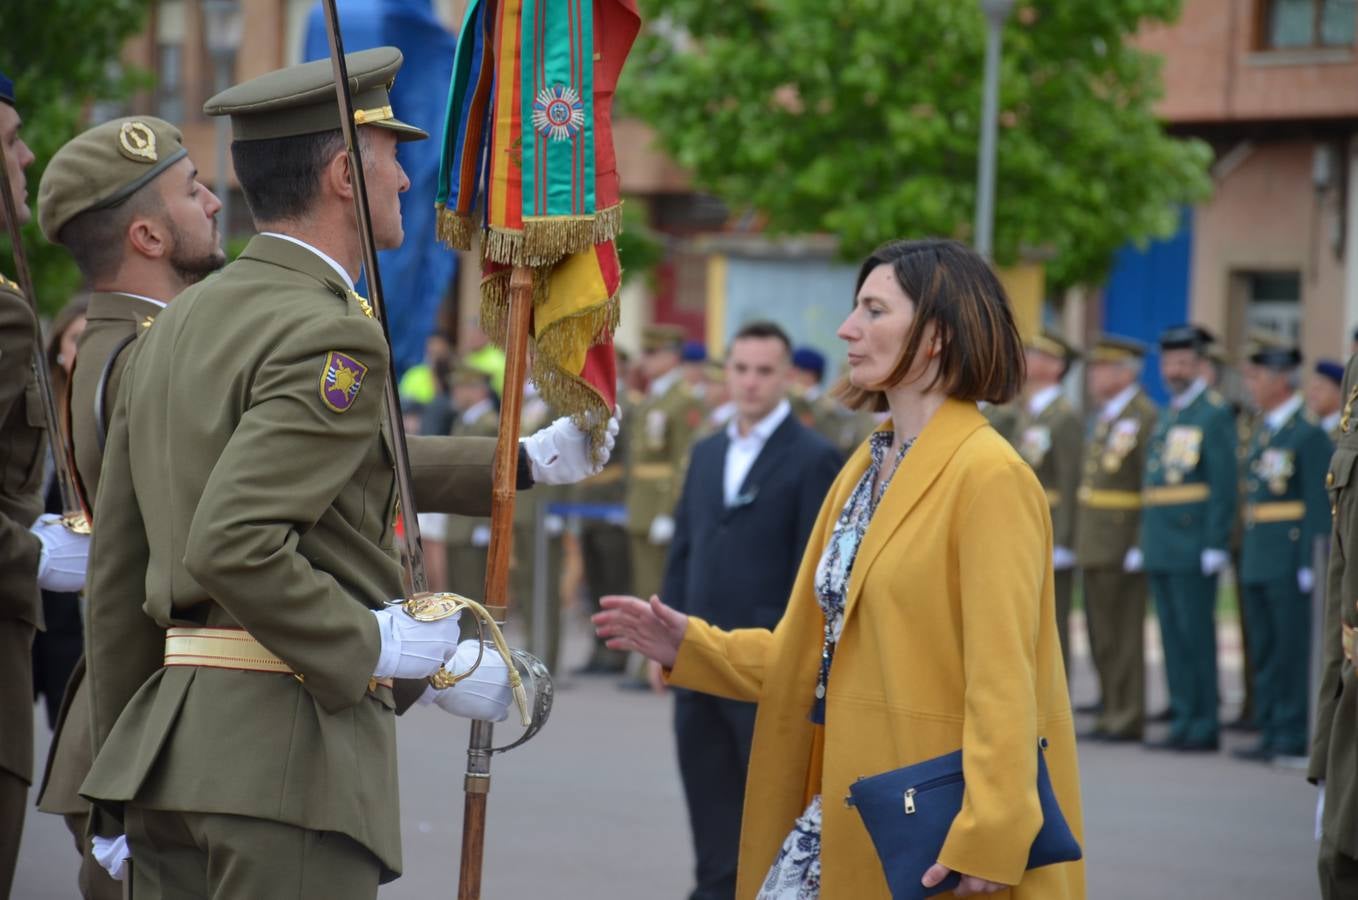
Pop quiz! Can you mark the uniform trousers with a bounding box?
[1232,551,1257,724]
[627,537,670,680]
[1149,571,1220,745]
[675,692,757,900]
[1319,836,1358,900]
[579,520,631,669]
[512,523,563,672]
[1053,568,1074,678]
[124,805,381,900]
[1240,576,1312,755]
[0,768,25,899]
[1083,568,1146,738]
[0,617,35,899]
[60,809,123,900]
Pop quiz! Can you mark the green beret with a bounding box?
[203,46,426,143]
[37,116,188,241]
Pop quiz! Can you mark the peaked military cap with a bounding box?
[642,323,686,351]
[1026,329,1079,362]
[450,362,492,388]
[204,47,427,143]
[37,116,189,241]
[1317,359,1345,385]
[0,70,14,108]
[1088,334,1146,364]
[1158,323,1215,352]
[1246,334,1302,371]
[791,346,826,378]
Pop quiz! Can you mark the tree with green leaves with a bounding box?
[623,0,1211,290]
[1,0,153,315]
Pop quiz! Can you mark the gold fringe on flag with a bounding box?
[477,203,624,267]
[435,203,479,251]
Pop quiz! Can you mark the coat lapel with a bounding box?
[722,414,798,518]
[844,399,988,619]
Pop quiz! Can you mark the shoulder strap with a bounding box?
[95,332,138,451]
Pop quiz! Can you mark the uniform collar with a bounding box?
[1101,384,1140,422]
[85,291,169,322]
[244,232,354,295]
[1170,378,1207,411]
[460,397,495,426]
[1263,392,1303,432]
[1027,384,1061,416]
[648,368,681,399]
[1323,410,1342,433]
[727,398,791,443]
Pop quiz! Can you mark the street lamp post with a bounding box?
[974,0,1014,261]
[202,0,242,245]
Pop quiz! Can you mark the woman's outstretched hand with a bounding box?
[592,594,688,669]
[922,862,1006,896]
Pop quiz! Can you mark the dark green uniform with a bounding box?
[1311,356,1358,897]
[1077,387,1159,739]
[1239,397,1332,757]
[790,388,870,458]
[80,235,503,889]
[1011,390,1082,673]
[1141,386,1237,747]
[442,400,499,603]
[0,274,46,899]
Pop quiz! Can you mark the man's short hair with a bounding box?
[56,186,164,283]
[231,128,353,223]
[730,320,792,356]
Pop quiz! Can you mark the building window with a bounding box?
[1262,0,1357,49]
[156,42,184,123]
[1244,271,1302,344]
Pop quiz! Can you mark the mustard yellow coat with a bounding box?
[669,399,1085,899]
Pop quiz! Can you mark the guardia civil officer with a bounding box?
[1077,336,1158,742]
[1234,340,1331,762]
[78,49,616,897]
[1310,353,1358,898]
[1140,325,1236,753]
[0,70,92,898]
[34,114,224,900]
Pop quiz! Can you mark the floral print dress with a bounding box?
[756,431,913,900]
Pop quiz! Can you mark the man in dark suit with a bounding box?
[659,320,841,900]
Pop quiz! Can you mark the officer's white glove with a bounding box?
[522,414,620,485]
[1300,567,1316,594]
[1201,548,1230,576]
[1317,782,1326,842]
[30,513,90,592]
[1052,546,1076,571]
[91,834,129,882]
[1123,547,1144,574]
[470,524,492,548]
[371,606,463,680]
[419,640,513,722]
[648,514,676,546]
[544,514,565,537]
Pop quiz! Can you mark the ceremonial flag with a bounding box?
[436,0,640,444]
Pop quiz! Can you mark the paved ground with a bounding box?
[15,610,1320,899]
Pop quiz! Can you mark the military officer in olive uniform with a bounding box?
[1310,353,1358,897]
[34,114,225,900]
[441,363,500,602]
[1077,335,1159,741]
[1010,330,1083,674]
[1140,325,1237,752]
[78,50,613,897]
[626,324,704,600]
[788,346,857,456]
[1233,341,1332,762]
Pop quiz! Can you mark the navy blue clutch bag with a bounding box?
[845,739,1080,899]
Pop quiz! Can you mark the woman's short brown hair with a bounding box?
[836,239,1025,412]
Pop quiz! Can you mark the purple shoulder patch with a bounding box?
[319,351,368,413]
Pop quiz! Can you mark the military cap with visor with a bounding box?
[1246,334,1302,371]
[1026,329,1080,363]
[1158,323,1215,352]
[203,46,427,143]
[37,116,189,242]
[1088,334,1147,364]
[642,323,687,352]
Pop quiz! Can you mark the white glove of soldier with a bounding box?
[544,514,565,537]
[1201,548,1230,576]
[1317,782,1326,842]
[648,514,676,546]
[470,524,492,548]
[371,606,464,680]
[30,513,90,592]
[420,640,513,722]
[522,413,620,484]
[1052,546,1076,571]
[1299,567,1316,594]
[91,833,129,881]
[1123,547,1144,574]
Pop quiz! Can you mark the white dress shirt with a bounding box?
[723,399,790,507]
[1100,383,1140,422]
[1027,384,1061,417]
[460,397,495,428]
[1170,378,1207,412]
[648,367,681,399]
[1263,392,1304,433]
[262,231,356,291]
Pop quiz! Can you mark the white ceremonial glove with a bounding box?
[522,413,620,485]
[470,524,492,548]
[544,514,565,537]
[419,640,513,722]
[1052,546,1077,571]
[30,513,90,592]
[1317,782,1326,842]
[91,834,129,882]
[648,514,676,546]
[371,606,464,680]
[1201,548,1230,577]
[1300,567,1316,594]
[1123,547,1144,574]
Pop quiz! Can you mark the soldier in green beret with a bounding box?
[77,48,616,897]
[1140,325,1237,753]
[1076,335,1158,742]
[1234,340,1332,762]
[33,113,224,900]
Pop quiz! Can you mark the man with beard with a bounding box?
[33,115,225,900]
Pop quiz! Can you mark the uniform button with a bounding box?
[1329,471,1336,487]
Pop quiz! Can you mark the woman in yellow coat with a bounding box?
[596,238,1084,899]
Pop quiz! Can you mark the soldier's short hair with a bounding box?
[838,238,1025,412]
[57,185,165,283]
[231,127,371,224]
[730,320,791,357]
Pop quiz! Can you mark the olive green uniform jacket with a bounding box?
[1075,391,1160,568]
[79,236,508,881]
[624,374,702,536]
[441,403,499,551]
[1012,392,1082,553]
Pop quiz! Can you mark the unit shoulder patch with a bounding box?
[320,351,369,413]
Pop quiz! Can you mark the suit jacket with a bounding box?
[80,235,508,881]
[1011,392,1082,552]
[1075,390,1159,568]
[668,400,1084,899]
[661,412,840,633]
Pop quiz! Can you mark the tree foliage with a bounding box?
[0,0,152,316]
[622,0,1212,289]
